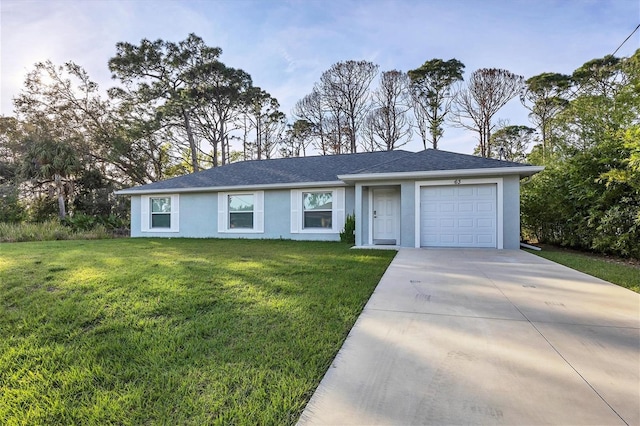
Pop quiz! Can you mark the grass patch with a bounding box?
[0,220,114,243]
[0,238,395,425]
[527,246,640,293]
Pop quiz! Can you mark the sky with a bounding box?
[1,0,639,154]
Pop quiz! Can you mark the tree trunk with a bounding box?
[219,120,226,165]
[54,173,67,219]
[182,109,200,172]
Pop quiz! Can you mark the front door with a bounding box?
[373,189,399,245]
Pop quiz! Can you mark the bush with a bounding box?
[521,138,640,259]
[29,196,59,222]
[62,213,96,231]
[62,213,128,233]
[340,214,356,244]
[0,185,25,223]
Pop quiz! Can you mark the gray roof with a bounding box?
[118,149,540,193]
[352,149,529,174]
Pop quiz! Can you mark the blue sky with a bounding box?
[1,0,638,154]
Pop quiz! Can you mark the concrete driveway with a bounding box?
[298,249,640,425]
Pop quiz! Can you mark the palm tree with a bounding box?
[21,136,80,219]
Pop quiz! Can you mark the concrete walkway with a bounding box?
[298,249,640,425]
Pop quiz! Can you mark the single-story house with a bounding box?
[116,149,543,249]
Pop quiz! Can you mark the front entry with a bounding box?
[372,189,399,245]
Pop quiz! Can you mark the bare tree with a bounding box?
[450,68,524,157]
[363,70,412,151]
[319,60,379,153]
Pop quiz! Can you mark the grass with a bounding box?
[0,220,113,243]
[0,238,396,425]
[527,246,640,293]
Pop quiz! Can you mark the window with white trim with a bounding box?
[141,194,179,233]
[218,191,264,233]
[303,192,333,229]
[151,197,171,228]
[291,188,345,234]
[228,194,254,229]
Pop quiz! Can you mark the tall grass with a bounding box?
[0,220,113,243]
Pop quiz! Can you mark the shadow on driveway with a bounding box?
[298,249,640,425]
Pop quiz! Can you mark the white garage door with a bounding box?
[420,184,497,248]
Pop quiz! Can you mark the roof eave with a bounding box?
[338,166,545,182]
[115,180,347,195]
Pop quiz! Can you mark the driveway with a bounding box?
[298,249,640,425]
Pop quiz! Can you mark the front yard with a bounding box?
[0,239,395,425]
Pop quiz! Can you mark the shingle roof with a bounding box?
[118,149,539,194]
[351,149,528,174]
[120,150,413,192]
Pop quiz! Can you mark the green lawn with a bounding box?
[527,247,640,293]
[0,239,395,425]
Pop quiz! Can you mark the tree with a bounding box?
[13,61,116,178]
[188,61,253,165]
[107,100,180,184]
[520,72,572,159]
[281,119,313,158]
[292,89,329,154]
[451,68,524,157]
[319,60,379,153]
[0,116,26,185]
[488,124,535,162]
[520,50,640,258]
[363,70,412,151]
[572,55,625,98]
[240,88,286,160]
[109,33,223,172]
[408,58,464,149]
[20,134,80,219]
[0,117,26,223]
[11,60,139,221]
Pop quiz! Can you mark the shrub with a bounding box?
[340,214,356,244]
[62,213,96,231]
[29,196,59,222]
[0,185,25,223]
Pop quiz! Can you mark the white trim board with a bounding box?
[340,166,543,182]
[117,180,346,195]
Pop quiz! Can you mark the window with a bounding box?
[228,194,254,229]
[218,191,264,233]
[151,197,171,228]
[303,192,332,229]
[141,194,179,233]
[291,188,345,234]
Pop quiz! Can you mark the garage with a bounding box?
[420,184,497,248]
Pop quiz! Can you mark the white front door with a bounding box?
[373,189,399,245]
